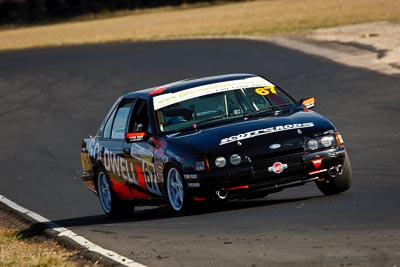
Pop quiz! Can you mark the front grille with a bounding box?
[251,147,304,162]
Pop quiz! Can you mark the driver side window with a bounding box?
[128,99,149,133]
[103,98,134,139]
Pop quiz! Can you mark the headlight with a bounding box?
[308,139,319,150]
[215,157,226,168]
[306,134,342,152]
[321,136,334,147]
[230,154,242,165]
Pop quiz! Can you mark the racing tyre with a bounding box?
[97,170,135,217]
[316,153,352,196]
[166,165,192,213]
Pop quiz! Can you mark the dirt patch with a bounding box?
[256,21,400,76]
[306,21,400,75]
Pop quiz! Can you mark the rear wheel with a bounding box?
[166,165,191,212]
[97,170,134,217]
[316,153,352,195]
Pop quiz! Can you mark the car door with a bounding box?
[123,98,163,198]
[98,98,136,198]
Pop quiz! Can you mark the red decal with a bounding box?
[126,132,146,142]
[149,87,167,96]
[228,185,250,191]
[312,158,323,169]
[135,166,147,189]
[110,180,151,199]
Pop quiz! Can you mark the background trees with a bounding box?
[0,0,221,25]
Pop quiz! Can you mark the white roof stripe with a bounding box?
[153,76,273,110]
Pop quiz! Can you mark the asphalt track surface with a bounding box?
[1,39,400,267]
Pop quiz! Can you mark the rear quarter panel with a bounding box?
[81,138,97,193]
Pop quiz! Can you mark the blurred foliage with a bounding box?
[0,0,234,25]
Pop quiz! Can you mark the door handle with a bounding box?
[123,148,131,155]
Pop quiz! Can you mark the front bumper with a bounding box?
[185,147,347,200]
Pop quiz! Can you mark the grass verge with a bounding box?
[0,0,399,51]
[0,207,96,267]
[0,227,79,267]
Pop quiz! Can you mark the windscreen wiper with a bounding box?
[244,104,294,118]
[194,115,231,126]
[169,115,229,133]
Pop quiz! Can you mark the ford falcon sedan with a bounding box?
[81,73,352,216]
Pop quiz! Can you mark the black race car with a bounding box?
[81,73,352,216]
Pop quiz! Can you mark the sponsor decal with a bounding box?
[219,122,314,145]
[184,174,198,180]
[125,132,145,142]
[196,161,206,171]
[130,143,153,159]
[87,139,140,186]
[130,144,162,196]
[153,77,273,110]
[268,162,288,174]
[86,139,162,196]
[187,182,200,188]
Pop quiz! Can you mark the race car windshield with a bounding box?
[156,86,296,133]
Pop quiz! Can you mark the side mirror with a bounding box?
[125,132,147,143]
[300,97,315,109]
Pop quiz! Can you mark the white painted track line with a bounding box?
[0,194,147,267]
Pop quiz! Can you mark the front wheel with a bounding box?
[97,170,135,217]
[316,153,352,195]
[166,165,191,212]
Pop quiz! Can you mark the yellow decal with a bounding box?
[255,86,277,96]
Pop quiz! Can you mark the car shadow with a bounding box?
[18,194,323,239]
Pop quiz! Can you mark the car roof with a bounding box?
[124,73,259,99]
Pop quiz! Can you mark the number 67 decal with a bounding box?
[255,86,277,95]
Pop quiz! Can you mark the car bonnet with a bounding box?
[165,110,336,156]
